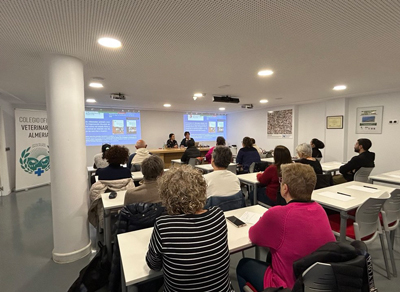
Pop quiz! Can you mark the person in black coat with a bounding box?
[310,138,325,159]
[295,143,323,174]
[180,140,201,164]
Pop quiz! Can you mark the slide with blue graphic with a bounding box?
[85,110,141,146]
[183,114,226,141]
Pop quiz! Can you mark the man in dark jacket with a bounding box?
[180,139,201,164]
[338,138,375,182]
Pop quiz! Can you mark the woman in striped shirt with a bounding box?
[146,165,234,292]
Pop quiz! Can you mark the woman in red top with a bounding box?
[256,145,292,206]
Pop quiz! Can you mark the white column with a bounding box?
[44,54,91,263]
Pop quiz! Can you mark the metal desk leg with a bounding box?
[253,183,258,205]
[339,211,348,242]
[104,209,112,261]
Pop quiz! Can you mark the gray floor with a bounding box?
[1,186,400,292]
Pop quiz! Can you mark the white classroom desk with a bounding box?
[118,205,268,292]
[320,161,343,175]
[170,159,184,166]
[261,157,274,164]
[195,163,236,173]
[370,170,400,187]
[312,181,395,242]
[87,166,96,187]
[237,172,260,205]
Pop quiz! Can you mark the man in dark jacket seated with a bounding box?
[334,138,375,184]
[180,139,201,164]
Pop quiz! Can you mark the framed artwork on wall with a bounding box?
[356,106,383,134]
[326,115,343,129]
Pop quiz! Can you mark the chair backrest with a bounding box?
[316,157,322,162]
[303,262,337,292]
[188,157,200,166]
[248,162,256,173]
[130,163,141,172]
[227,164,237,174]
[354,167,374,183]
[382,189,400,224]
[204,191,245,211]
[354,195,389,240]
[315,174,333,190]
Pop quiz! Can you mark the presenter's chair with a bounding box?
[354,167,374,183]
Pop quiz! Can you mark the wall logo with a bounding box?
[19,144,50,176]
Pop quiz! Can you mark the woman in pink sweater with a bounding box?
[237,163,335,291]
[256,145,292,205]
[205,136,226,163]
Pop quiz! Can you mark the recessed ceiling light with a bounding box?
[193,93,205,97]
[164,104,171,108]
[258,70,274,76]
[260,99,268,103]
[333,85,347,90]
[268,111,274,114]
[89,82,103,88]
[97,37,122,48]
[219,107,225,111]
[86,98,96,103]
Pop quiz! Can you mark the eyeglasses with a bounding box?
[279,177,283,184]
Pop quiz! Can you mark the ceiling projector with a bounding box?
[212,95,240,104]
[110,93,126,100]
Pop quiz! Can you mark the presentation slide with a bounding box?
[85,109,141,146]
[183,114,227,141]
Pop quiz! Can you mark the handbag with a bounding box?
[68,241,111,292]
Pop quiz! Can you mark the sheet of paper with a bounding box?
[239,211,263,224]
[317,191,355,202]
[346,185,380,193]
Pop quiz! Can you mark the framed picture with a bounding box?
[356,106,383,134]
[326,115,343,129]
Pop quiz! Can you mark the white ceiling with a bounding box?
[1,0,400,113]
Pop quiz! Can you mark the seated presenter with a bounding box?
[96,145,131,180]
[180,131,195,147]
[146,165,233,291]
[236,163,335,291]
[166,133,178,148]
[124,156,164,205]
[180,140,201,164]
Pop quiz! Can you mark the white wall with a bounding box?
[227,105,297,156]
[347,92,400,175]
[0,98,16,194]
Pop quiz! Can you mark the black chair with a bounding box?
[315,174,333,190]
[249,161,269,173]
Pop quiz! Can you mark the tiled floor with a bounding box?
[0,185,399,291]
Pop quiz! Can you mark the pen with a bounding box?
[363,185,377,190]
[337,192,351,197]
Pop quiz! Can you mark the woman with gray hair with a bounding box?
[146,165,233,292]
[295,143,322,174]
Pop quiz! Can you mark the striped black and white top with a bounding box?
[146,206,233,292]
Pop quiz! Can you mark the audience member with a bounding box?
[251,138,263,157]
[256,145,292,206]
[93,143,110,169]
[336,138,375,183]
[310,138,325,159]
[205,136,226,163]
[96,145,131,180]
[236,136,261,173]
[146,165,232,291]
[180,131,195,147]
[237,163,335,291]
[180,139,201,164]
[124,156,164,205]
[127,139,151,170]
[296,143,322,174]
[166,133,178,148]
[204,146,240,198]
